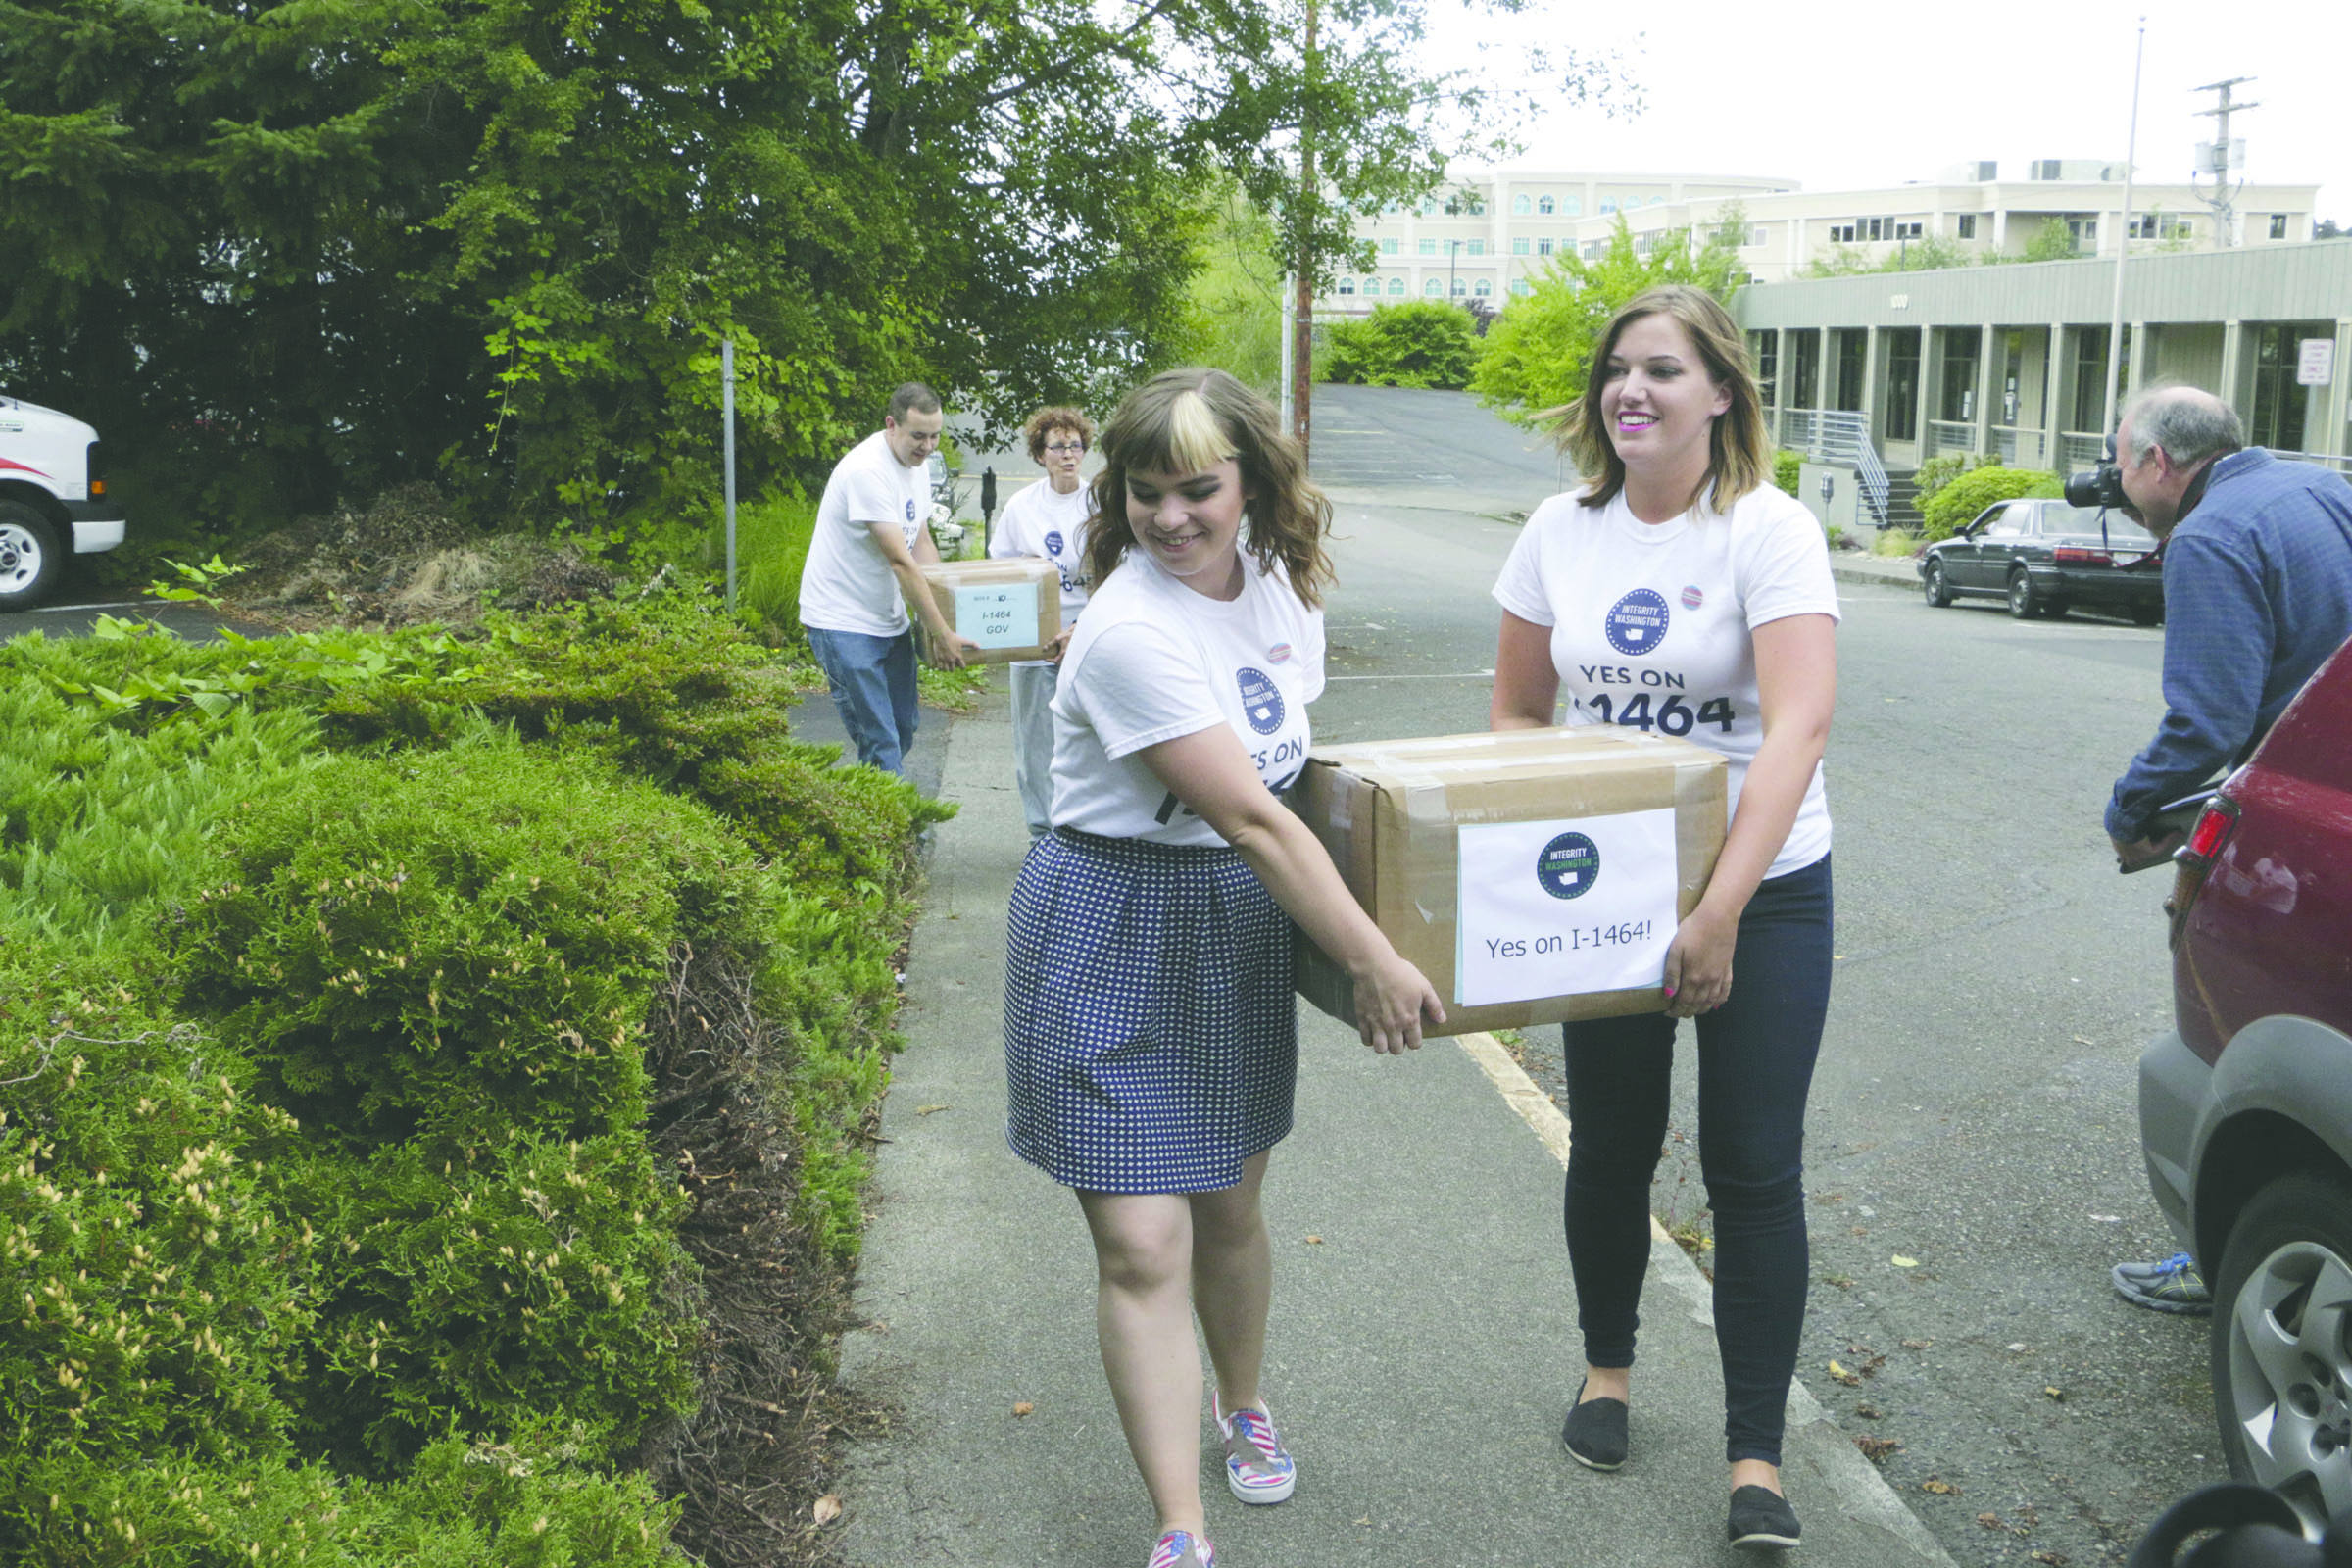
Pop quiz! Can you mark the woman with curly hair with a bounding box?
[988,404,1099,839]
[1004,368,1443,1568]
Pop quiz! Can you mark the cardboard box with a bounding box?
[916,558,1060,664]
[1293,726,1727,1038]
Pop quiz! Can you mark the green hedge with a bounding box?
[0,590,941,1565]
[1919,465,2064,541]
[1320,300,1479,389]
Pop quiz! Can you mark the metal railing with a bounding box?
[1777,408,1891,527]
[1990,426,2046,467]
[1923,419,1974,460]
[2057,433,2106,472]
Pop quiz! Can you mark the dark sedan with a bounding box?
[1919,497,2165,623]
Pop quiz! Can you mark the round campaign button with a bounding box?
[1237,666,1285,735]
[1536,831,1600,901]
[1604,588,1671,656]
[1044,529,1064,557]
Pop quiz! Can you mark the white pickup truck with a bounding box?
[0,394,125,610]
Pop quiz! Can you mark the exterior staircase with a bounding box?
[1882,468,1925,534]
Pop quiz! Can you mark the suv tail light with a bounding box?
[2053,546,2113,565]
[2166,796,2242,950]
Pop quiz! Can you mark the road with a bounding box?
[1302,383,2206,1568]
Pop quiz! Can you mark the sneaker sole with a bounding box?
[1227,1470,1296,1505]
[1731,1529,1800,1550]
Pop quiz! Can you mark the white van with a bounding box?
[0,394,125,610]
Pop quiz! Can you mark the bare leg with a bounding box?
[1189,1152,1273,1413]
[1078,1189,1206,1536]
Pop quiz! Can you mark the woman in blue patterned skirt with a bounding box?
[1004,368,1444,1568]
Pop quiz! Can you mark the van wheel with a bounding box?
[2211,1169,2352,1533]
[0,501,64,611]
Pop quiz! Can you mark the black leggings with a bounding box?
[1560,855,1833,1465]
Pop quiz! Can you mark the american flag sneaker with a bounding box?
[1149,1528,1214,1568]
[1213,1393,1298,1504]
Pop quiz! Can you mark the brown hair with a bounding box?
[1022,405,1096,463]
[1083,368,1334,607]
[1557,285,1771,514]
[888,381,941,421]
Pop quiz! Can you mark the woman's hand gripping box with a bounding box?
[1292,726,1727,1039]
[917,558,1061,664]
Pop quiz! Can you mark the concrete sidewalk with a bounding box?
[836,697,1954,1568]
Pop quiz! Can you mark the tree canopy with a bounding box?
[1469,212,1745,426]
[1,0,1607,537]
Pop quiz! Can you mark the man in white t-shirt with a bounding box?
[798,382,978,776]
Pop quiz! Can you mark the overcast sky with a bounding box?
[1437,0,2347,222]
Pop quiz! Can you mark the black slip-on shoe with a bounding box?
[1560,1378,1629,1471]
[1728,1484,1802,1550]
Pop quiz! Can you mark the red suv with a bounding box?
[2136,632,2352,1529]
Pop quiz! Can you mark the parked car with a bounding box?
[1918,497,2164,623]
[0,393,125,611]
[2134,632,2352,1529]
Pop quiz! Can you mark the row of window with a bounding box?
[1828,218,1927,243]
[1380,235,1567,258]
[1331,277,1535,299]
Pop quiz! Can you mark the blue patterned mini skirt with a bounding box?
[1004,827,1299,1194]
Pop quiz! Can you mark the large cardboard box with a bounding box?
[916,558,1060,664]
[1293,726,1727,1038]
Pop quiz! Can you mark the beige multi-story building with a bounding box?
[1326,162,2325,313]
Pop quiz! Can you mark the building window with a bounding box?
[1583,239,1607,260]
[2068,217,2098,252]
[1829,222,1857,243]
[1418,237,1438,256]
[1466,239,1484,257]
[1510,277,1532,297]
[1834,331,1867,413]
[1750,331,1778,406]
[1561,195,1582,217]
[2071,328,2126,431]
[1937,326,1980,421]
[2270,213,2289,239]
[2130,214,2192,240]
[1450,277,1466,296]
[1388,278,1404,296]
[1424,278,1443,296]
[1599,198,1617,215]
[1956,214,1978,239]
[1336,277,1355,295]
[1473,278,1492,297]
[1884,327,1921,442]
[1894,220,1923,240]
[1380,236,1399,255]
[1512,237,1530,255]
[1512,194,1532,215]
[1538,195,1555,215]
[2251,321,2331,448]
[1537,237,1555,256]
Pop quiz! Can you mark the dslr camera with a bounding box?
[2065,432,2128,510]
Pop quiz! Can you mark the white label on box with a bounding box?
[1453,808,1681,1006]
[954,583,1031,649]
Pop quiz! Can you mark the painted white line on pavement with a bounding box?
[1452,1029,1670,1242]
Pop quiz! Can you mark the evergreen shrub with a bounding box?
[1919,465,2064,541]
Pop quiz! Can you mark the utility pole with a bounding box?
[1289,0,1317,460]
[2101,19,2146,438]
[722,337,737,613]
[2191,76,2257,245]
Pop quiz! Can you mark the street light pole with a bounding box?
[1289,0,1318,460]
[1448,238,1459,301]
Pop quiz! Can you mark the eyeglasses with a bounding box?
[1043,442,1086,455]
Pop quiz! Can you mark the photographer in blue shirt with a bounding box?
[2103,383,2352,1312]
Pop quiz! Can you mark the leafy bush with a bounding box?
[1773,449,1801,497]
[1911,450,1997,508]
[734,494,820,637]
[1919,466,2064,541]
[1321,301,1479,389]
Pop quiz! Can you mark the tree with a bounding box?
[1320,300,1477,388]
[1470,213,1744,425]
[1175,185,1288,394]
[1801,232,1970,277]
[2022,217,2082,264]
[1,0,1607,539]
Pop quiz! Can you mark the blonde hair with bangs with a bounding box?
[1084,368,1334,606]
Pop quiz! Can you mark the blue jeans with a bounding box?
[807,626,918,776]
[1559,854,1834,1465]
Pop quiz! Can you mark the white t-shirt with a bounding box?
[1491,483,1839,879]
[799,430,931,637]
[1051,549,1326,847]
[987,478,1094,668]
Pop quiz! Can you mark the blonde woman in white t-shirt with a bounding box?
[987,405,1099,838]
[1489,285,1838,1552]
[1004,368,1443,1568]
